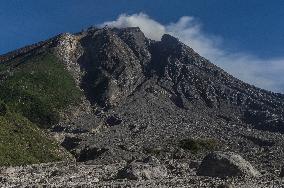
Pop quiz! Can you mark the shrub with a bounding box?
[179,138,219,153]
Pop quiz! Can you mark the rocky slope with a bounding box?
[0,26,284,187]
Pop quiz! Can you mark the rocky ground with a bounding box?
[0,158,283,187]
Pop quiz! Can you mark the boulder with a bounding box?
[117,156,167,180]
[197,152,260,178]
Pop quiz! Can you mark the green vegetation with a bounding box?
[0,52,82,128]
[179,138,219,153]
[0,103,64,166]
[0,51,81,166]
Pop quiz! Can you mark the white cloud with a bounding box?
[100,13,284,93]
[100,13,165,41]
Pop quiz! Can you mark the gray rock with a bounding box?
[118,157,168,180]
[197,152,260,178]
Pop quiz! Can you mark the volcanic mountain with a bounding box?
[0,27,284,187]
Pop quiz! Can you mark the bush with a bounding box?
[179,138,219,153]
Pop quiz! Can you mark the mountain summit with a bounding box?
[0,27,284,187]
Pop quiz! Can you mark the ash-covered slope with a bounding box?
[56,27,284,166]
[68,27,284,133]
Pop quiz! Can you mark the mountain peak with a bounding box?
[161,33,180,43]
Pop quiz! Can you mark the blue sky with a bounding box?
[0,0,284,92]
[1,0,284,57]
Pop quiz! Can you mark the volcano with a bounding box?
[0,27,283,187]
